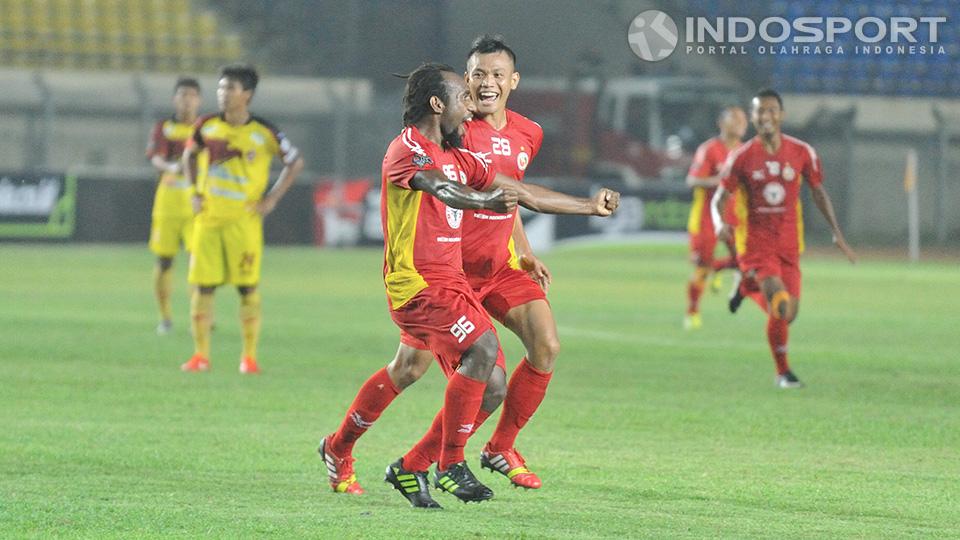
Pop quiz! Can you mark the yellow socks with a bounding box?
[239,290,262,360]
[154,265,173,322]
[190,291,214,358]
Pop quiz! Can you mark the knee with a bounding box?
[387,350,432,390]
[157,257,173,271]
[529,336,560,372]
[237,285,257,296]
[483,370,507,405]
[460,331,499,378]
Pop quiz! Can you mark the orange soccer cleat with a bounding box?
[480,444,542,489]
[180,354,210,372]
[239,356,260,374]
[319,436,364,494]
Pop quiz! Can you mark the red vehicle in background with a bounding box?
[509,76,744,185]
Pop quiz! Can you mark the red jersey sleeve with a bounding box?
[719,149,743,192]
[800,142,823,188]
[456,148,496,191]
[529,121,544,161]
[146,121,168,159]
[688,139,716,178]
[383,136,437,190]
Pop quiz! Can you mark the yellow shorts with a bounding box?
[188,214,263,286]
[149,215,195,257]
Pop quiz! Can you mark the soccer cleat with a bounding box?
[318,436,364,495]
[239,356,260,374]
[776,370,805,389]
[180,354,210,372]
[728,271,744,313]
[434,461,493,503]
[384,458,442,509]
[683,313,703,331]
[480,445,542,489]
[156,320,173,336]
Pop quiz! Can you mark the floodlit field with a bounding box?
[2,244,958,539]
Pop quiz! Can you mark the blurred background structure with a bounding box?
[1,0,957,250]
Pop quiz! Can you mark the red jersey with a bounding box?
[721,134,822,255]
[381,126,496,310]
[687,136,739,235]
[460,109,543,280]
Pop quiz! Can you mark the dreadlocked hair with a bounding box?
[395,62,457,126]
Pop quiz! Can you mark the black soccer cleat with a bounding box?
[384,458,442,509]
[728,271,744,314]
[434,461,494,503]
[775,370,805,389]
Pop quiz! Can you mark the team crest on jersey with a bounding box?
[446,206,463,229]
[517,151,530,171]
[163,123,175,137]
[246,150,256,162]
[763,182,786,205]
[412,154,433,168]
[782,163,796,181]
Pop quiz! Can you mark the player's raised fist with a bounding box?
[487,187,518,214]
[593,188,620,216]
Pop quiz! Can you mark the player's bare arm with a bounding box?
[410,168,518,213]
[809,184,857,264]
[686,173,722,189]
[150,155,181,175]
[181,145,202,215]
[255,156,305,217]
[492,174,619,216]
[511,215,551,291]
[712,185,733,242]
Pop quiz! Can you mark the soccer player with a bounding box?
[713,88,856,389]
[684,106,746,331]
[320,39,620,508]
[179,64,304,374]
[146,77,201,335]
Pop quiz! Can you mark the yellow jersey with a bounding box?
[146,117,195,219]
[187,113,300,225]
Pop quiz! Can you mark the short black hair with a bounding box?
[219,63,259,92]
[466,34,517,68]
[398,62,457,126]
[754,88,783,109]
[174,77,200,93]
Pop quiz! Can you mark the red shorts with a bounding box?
[738,250,801,298]
[470,265,548,322]
[400,266,545,377]
[392,282,498,378]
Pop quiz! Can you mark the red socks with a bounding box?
[436,372,486,469]
[488,359,552,452]
[767,316,790,375]
[403,406,493,471]
[328,367,400,458]
[687,279,704,315]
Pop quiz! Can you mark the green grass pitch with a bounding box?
[1,243,958,538]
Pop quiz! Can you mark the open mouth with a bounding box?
[478,91,499,105]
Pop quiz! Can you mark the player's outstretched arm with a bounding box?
[493,174,619,216]
[511,215,551,292]
[712,186,733,242]
[410,169,517,214]
[686,173,722,189]
[810,184,856,264]
[256,156,305,217]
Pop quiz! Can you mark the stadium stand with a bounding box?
[0,0,243,72]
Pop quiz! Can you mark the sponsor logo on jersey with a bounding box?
[250,132,265,145]
[517,151,530,171]
[752,169,765,180]
[763,181,786,205]
[782,163,796,181]
[412,154,433,168]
